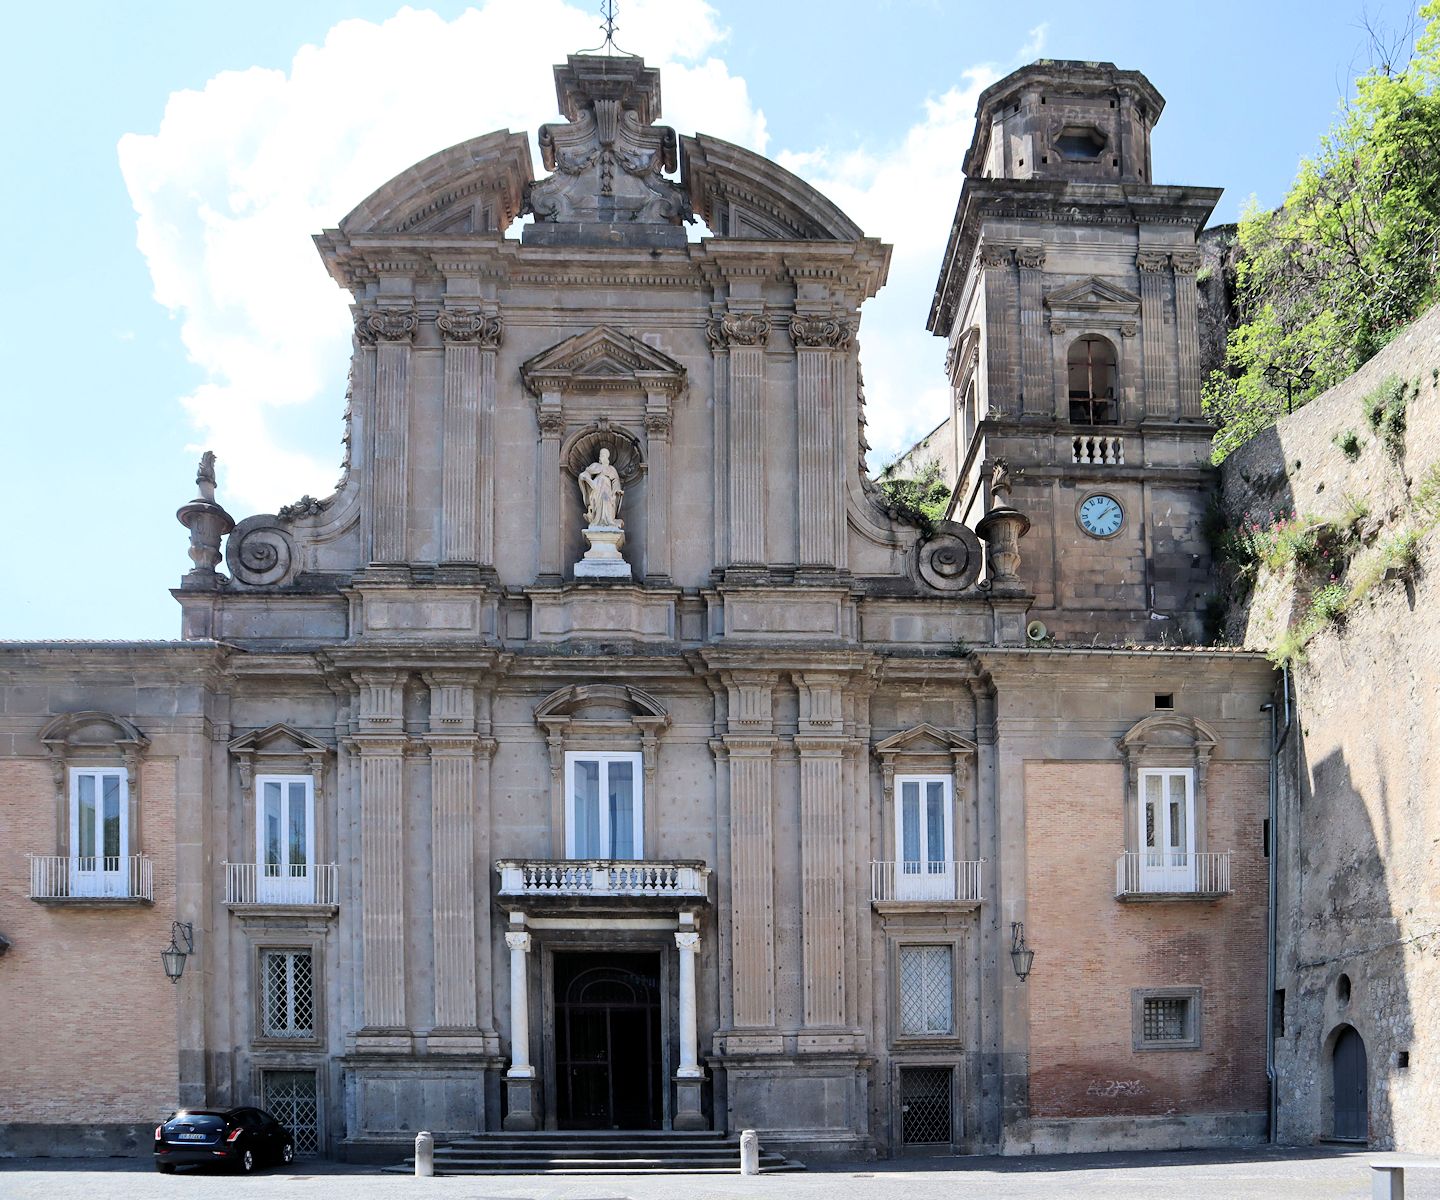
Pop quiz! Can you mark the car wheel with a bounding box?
[239,1148,256,1174]
[155,1163,176,1174]
[281,1142,295,1165]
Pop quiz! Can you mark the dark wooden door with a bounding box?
[1332,1025,1368,1140]
[555,953,662,1129]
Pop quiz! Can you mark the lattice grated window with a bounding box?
[263,1070,320,1155]
[899,945,954,1036]
[261,949,314,1039]
[1143,995,1189,1042]
[899,1066,953,1145]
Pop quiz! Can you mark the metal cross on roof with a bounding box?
[579,0,635,56]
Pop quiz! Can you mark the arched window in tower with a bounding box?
[1067,336,1118,425]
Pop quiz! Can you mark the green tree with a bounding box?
[1207,2,1440,461]
[875,459,952,532]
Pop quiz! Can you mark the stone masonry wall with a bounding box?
[1219,303,1440,1151]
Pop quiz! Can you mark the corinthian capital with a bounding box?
[1015,248,1046,271]
[437,309,503,347]
[706,311,772,351]
[978,244,1013,269]
[1170,251,1202,275]
[790,315,855,350]
[1135,251,1170,274]
[355,307,418,344]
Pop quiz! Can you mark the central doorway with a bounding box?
[554,951,663,1129]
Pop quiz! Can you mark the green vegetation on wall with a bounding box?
[875,459,952,533]
[1205,3,1440,462]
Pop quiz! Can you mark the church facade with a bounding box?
[0,55,1275,1159]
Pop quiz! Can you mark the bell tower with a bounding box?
[928,60,1222,643]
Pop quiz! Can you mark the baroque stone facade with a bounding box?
[0,56,1275,1159]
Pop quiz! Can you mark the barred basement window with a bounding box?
[898,945,954,1037]
[1132,986,1202,1051]
[261,949,314,1039]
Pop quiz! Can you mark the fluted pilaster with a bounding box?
[979,246,1016,416]
[1137,253,1172,419]
[710,312,771,567]
[796,736,847,1026]
[1171,252,1203,419]
[792,316,852,568]
[437,310,502,564]
[357,307,417,563]
[1016,249,1048,416]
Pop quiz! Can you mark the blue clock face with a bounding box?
[1078,494,1124,538]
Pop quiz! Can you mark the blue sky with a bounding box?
[0,0,1420,639]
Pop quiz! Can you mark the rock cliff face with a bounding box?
[1195,223,1240,386]
[1217,304,1440,1151]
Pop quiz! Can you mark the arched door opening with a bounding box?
[1331,1024,1368,1141]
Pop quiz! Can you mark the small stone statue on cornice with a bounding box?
[579,448,624,529]
[575,448,631,580]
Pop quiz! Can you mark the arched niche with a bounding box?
[39,711,149,854]
[534,684,672,859]
[1117,713,1219,855]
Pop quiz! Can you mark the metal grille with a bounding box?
[899,1067,953,1145]
[1143,996,1189,1041]
[262,1070,319,1155]
[899,945,953,1036]
[261,949,313,1038]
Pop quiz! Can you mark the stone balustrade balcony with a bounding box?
[1072,433,1125,465]
[1115,850,1231,900]
[496,858,710,911]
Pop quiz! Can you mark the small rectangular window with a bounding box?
[1273,989,1286,1038]
[1154,693,1174,710]
[260,949,315,1039]
[1133,987,1202,1050]
[898,944,954,1037]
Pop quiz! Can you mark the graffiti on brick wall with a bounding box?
[1086,1079,1145,1098]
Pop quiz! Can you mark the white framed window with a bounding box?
[255,775,315,903]
[260,948,315,1039]
[69,768,128,897]
[1138,769,1195,891]
[898,944,954,1037]
[565,752,642,860]
[895,775,953,900]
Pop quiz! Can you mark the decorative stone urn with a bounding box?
[976,505,1031,591]
[175,451,234,589]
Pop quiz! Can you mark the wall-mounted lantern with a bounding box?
[161,922,194,984]
[1010,922,1034,981]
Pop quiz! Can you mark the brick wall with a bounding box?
[0,758,179,1125]
[1024,760,1267,1118]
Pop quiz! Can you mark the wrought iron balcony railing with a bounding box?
[224,862,339,907]
[870,860,984,905]
[1115,850,1231,898]
[27,854,153,902]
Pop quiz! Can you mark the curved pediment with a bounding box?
[338,129,534,236]
[1119,713,1219,754]
[534,683,670,725]
[39,711,148,753]
[681,133,864,241]
[521,326,687,397]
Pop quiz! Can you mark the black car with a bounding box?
[154,1106,295,1173]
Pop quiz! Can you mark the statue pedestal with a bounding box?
[575,525,631,579]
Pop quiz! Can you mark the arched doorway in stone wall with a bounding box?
[1331,1024,1368,1141]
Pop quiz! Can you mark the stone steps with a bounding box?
[385,1131,805,1175]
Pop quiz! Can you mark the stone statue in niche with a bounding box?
[578,448,624,528]
[574,448,631,580]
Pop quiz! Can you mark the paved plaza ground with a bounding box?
[2,1148,1439,1200]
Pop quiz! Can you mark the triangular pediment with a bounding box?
[874,722,977,759]
[521,326,687,396]
[1044,276,1141,311]
[228,722,332,758]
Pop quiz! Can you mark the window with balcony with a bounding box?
[1067,335,1117,425]
[68,768,129,897]
[257,775,315,902]
[896,775,953,901]
[566,752,642,860]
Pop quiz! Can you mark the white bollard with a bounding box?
[739,1128,760,1176]
[415,1130,434,1178]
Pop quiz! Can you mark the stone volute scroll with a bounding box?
[176,451,235,589]
[575,448,630,579]
[916,521,984,593]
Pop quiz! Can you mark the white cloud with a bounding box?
[119,1,1027,509]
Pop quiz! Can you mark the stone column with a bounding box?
[351,670,410,1046]
[503,925,538,1130]
[795,674,847,1029]
[674,920,706,1129]
[710,312,771,568]
[1171,251,1204,419]
[358,307,417,564]
[980,245,1016,416]
[537,394,565,581]
[1137,252,1172,420]
[1016,248,1049,416]
[721,672,778,1032]
[437,310,502,565]
[644,392,673,583]
[423,673,483,1046]
[791,316,852,569]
